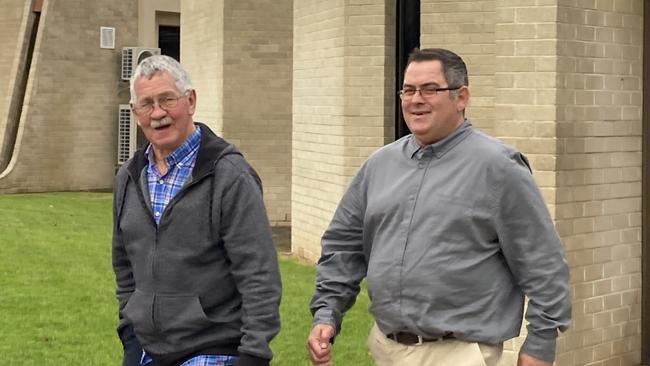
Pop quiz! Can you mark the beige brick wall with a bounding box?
[0,0,138,193]
[182,0,293,225]
[421,0,496,136]
[553,1,643,365]
[292,0,394,262]
[494,1,560,209]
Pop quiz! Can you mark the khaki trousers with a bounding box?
[367,323,503,366]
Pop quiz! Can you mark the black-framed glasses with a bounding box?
[131,91,190,116]
[398,85,460,100]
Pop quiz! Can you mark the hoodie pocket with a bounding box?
[154,294,212,343]
[122,289,155,340]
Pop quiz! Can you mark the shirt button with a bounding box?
[158,179,164,184]
[155,212,161,217]
[178,163,183,167]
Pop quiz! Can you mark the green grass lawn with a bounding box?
[0,192,373,365]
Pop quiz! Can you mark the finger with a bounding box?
[307,336,330,359]
[317,326,334,348]
[307,324,335,364]
[307,345,331,365]
[308,326,332,351]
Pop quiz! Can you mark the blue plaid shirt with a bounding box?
[146,126,201,225]
[142,125,238,365]
[141,353,238,366]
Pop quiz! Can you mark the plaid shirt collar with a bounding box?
[145,126,201,171]
[145,125,201,224]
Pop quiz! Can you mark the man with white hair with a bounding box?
[112,55,281,366]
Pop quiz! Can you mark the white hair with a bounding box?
[129,55,193,103]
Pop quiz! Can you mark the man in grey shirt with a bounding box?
[306,48,571,366]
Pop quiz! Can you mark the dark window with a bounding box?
[159,25,180,61]
[395,0,420,140]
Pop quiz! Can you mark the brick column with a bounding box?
[182,0,293,225]
[553,1,643,365]
[492,1,643,365]
[292,0,395,261]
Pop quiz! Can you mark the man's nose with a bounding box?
[150,103,167,119]
[410,89,426,103]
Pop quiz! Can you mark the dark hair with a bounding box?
[406,48,468,88]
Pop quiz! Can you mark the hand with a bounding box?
[119,324,144,366]
[306,323,335,366]
[517,352,553,366]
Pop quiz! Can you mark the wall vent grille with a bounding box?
[100,26,115,49]
[117,104,136,164]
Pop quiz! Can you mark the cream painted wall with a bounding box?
[137,0,180,47]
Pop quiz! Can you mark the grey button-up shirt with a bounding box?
[310,120,571,362]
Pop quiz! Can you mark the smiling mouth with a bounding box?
[411,111,430,116]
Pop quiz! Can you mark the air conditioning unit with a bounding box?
[121,47,161,81]
[117,105,137,164]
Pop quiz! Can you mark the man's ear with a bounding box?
[456,86,470,112]
[187,89,197,115]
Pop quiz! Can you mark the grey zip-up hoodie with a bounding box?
[112,123,281,366]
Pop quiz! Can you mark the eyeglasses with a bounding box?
[131,91,190,116]
[398,85,460,100]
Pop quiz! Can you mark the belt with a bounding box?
[386,331,455,346]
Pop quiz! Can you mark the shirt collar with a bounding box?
[408,119,472,159]
[146,125,201,167]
